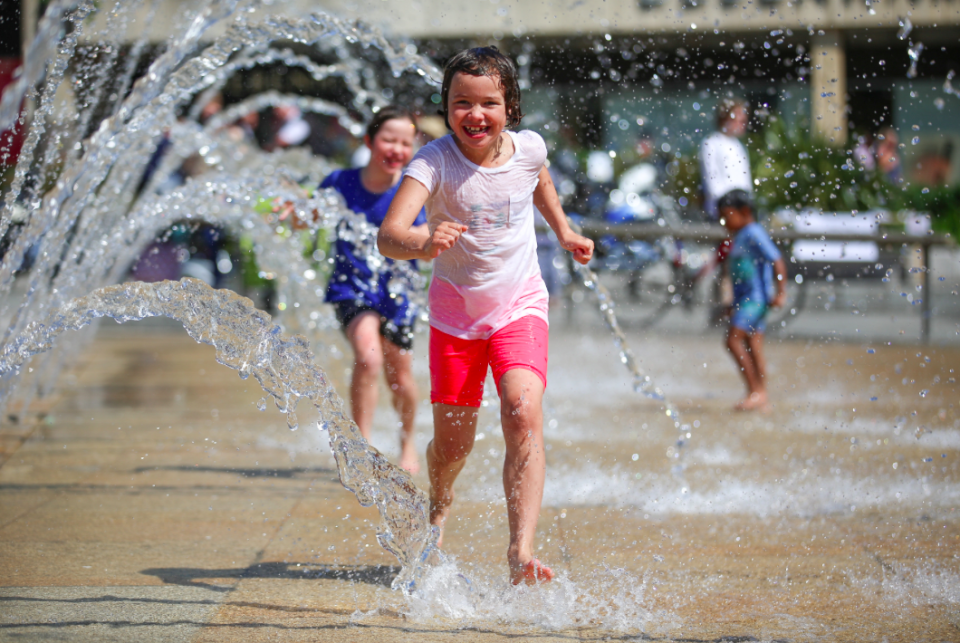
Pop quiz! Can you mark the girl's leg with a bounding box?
[382,339,420,474]
[427,403,479,547]
[345,311,384,440]
[498,368,552,584]
[726,326,767,410]
[745,331,769,406]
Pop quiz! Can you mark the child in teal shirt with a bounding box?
[719,189,787,411]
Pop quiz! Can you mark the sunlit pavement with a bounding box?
[0,289,958,641]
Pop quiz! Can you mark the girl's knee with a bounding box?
[430,437,473,464]
[501,392,530,419]
[356,350,384,375]
[501,394,542,436]
[387,368,417,395]
[726,330,745,350]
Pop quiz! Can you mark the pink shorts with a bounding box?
[430,316,549,407]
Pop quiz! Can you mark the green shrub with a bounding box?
[744,117,958,237]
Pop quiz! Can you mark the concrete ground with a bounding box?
[1,291,959,641]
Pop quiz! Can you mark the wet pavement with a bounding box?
[1,294,959,641]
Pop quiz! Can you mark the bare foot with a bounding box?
[400,441,420,475]
[510,558,555,586]
[429,488,454,548]
[735,391,769,412]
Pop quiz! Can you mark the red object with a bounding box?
[0,57,25,166]
[429,315,549,407]
[716,237,732,264]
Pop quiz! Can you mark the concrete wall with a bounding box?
[85,0,959,42]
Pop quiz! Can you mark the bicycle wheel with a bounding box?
[617,258,679,328]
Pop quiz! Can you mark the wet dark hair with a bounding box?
[717,189,753,213]
[438,46,523,130]
[366,105,417,140]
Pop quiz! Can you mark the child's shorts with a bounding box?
[429,316,549,408]
[334,300,415,351]
[730,299,768,334]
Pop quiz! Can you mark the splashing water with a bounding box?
[0,0,438,419]
[897,17,912,41]
[945,70,960,99]
[0,278,439,591]
[570,249,693,474]
[906,41,924,80]
[400,556,668,634]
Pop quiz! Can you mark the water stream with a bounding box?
[0,277,439,591]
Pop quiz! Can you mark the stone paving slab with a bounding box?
[0,586,224,642]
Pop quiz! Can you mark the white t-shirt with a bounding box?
[404,130,549,340]
[699,131,752,219]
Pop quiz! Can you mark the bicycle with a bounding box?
[569,218,809,331]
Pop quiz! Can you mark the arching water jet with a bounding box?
[0,277,439,591]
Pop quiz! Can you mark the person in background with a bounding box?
[913,141,953,186]
[534,207,563,307]
[699,97,753,323]
[267,104,310,152]
[322,106,426,474]
[718,189,787,412]
[876,127,903,184]
[700,97,752,222]
[853,132,877,172]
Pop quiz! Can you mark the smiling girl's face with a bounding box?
[365,117,416,176]
[447,71,508,160]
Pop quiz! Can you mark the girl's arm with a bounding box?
[378,176,466,260]
[769,257,788,308]
[533,166,594,265]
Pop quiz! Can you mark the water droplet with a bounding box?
[907,42,924,79]
[897,17,913,40]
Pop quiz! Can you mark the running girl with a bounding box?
[377,47,593,584]
[323,106,426,473]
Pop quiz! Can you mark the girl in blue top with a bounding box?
[322,106,427,473]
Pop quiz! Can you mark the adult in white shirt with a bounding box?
[700,98,752,221]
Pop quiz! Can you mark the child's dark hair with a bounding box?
[716,96,748,128]
[438,46,523,130]
[366,105,417,140]
[717,189,753,213]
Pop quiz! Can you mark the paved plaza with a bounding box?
[1,294,959,641]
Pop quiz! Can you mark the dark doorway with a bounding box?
[0,0,19,57]
[558,89,603,149]
[848,89,894,136]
